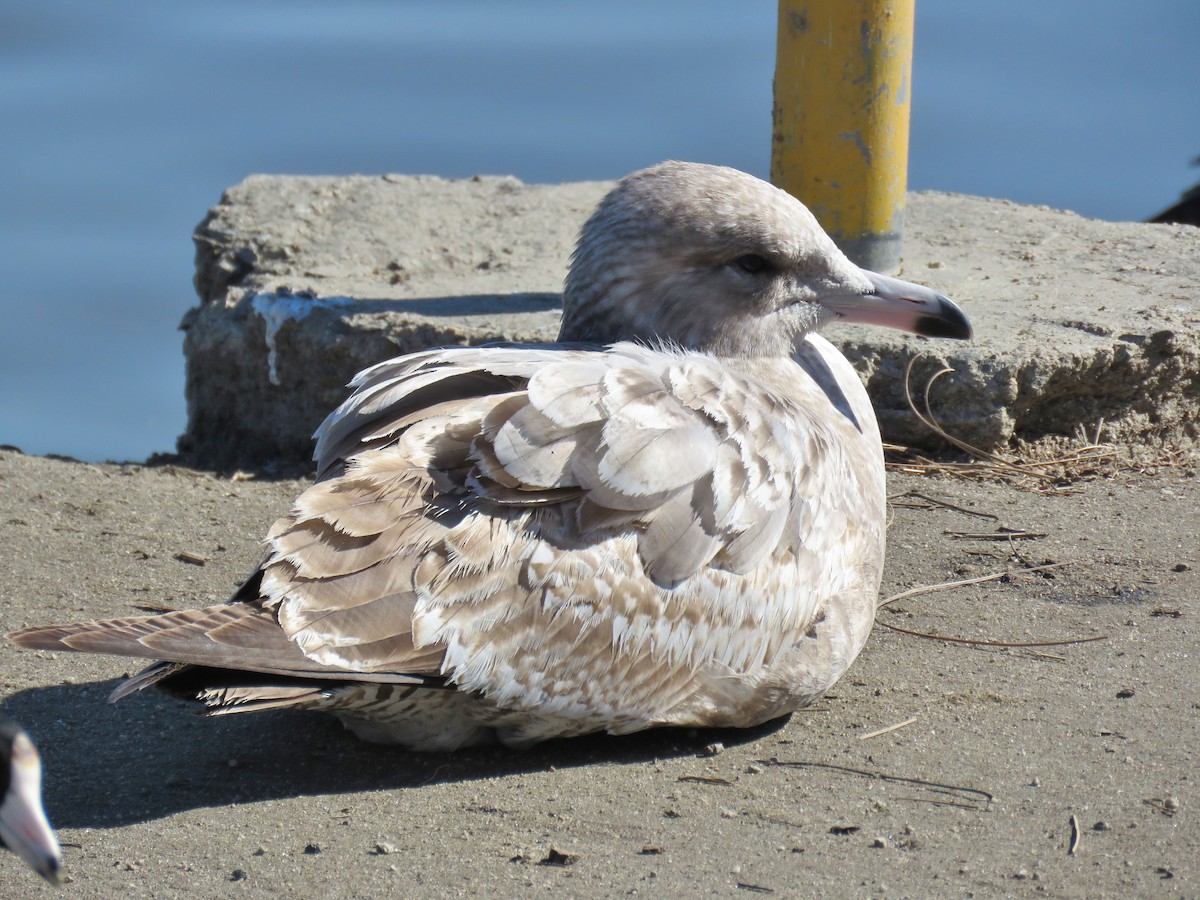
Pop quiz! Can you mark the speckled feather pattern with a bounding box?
[253,338,884,748]
[9,161,965,751]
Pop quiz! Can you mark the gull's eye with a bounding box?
[731,253,770,275]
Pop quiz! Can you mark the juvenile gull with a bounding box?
[10,162,971,751]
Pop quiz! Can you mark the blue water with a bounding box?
[2,1,1196,462]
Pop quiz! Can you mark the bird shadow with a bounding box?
[246,290,563,322]
[3,681,787,831]
[343,292,563,317]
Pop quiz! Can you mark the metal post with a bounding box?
[771,0,915,271]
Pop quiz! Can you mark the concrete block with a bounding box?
[180,173,1200,469]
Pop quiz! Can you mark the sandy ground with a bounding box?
[0,447,1195,898]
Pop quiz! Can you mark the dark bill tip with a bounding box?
[36,857,63,886]
[915,295,973,341]
[841,270,973,341]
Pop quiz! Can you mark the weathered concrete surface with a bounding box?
[180,173,1200,469]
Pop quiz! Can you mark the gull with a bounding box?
[10,162,971,751]
[0,717,63,884]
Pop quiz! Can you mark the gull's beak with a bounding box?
[822,269,973,341]
[0,730,63,885]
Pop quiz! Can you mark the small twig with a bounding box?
[760,759,993,809]
[1069,814,1082,855]
[944,530,1046,541]
[904,357,1047,478]
[875,621,1107,649]
[885,445,1121,490]
[887,489,999,521]
[678,775,738,786]
[1013,448,1116,469]
[1023,649,1068,662]
[888,361,1134,490]
[417,764,452,787]
[132,602,179,613]
[858,717,919,741]
[878,560,1075,608]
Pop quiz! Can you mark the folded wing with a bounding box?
[12,340,868,732]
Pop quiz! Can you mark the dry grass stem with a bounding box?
[882,356,1136,490]
[132,602,179,614]
[678,775,738,786]
[761,759,994,810]
[858,717,919,740]
[944,530,1047,540]
[887,489,999,520]
[877,545,1105,649]
[905,359,1017,467]
[1023,650,1068,662]
[878,561,1075,609]
[875,620,1106,649]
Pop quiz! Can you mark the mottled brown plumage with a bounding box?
[10,162,971,750]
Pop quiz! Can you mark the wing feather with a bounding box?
[11,335,886,744]
[7,605,407,681]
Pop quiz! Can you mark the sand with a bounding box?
[0,447,1195,897]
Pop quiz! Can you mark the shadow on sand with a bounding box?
[3,680,787,830]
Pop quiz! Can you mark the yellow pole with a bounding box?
[771,0,914,271]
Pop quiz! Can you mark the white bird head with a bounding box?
[561,161,971,356]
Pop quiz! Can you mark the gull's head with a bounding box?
[561,161,971,355]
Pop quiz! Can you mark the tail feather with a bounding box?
[109,662,354,715]
[108,661,188,702]
[8,605,440,687]
[122,664,431,717]
[9,604,326,674]
[198,684,335,716]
